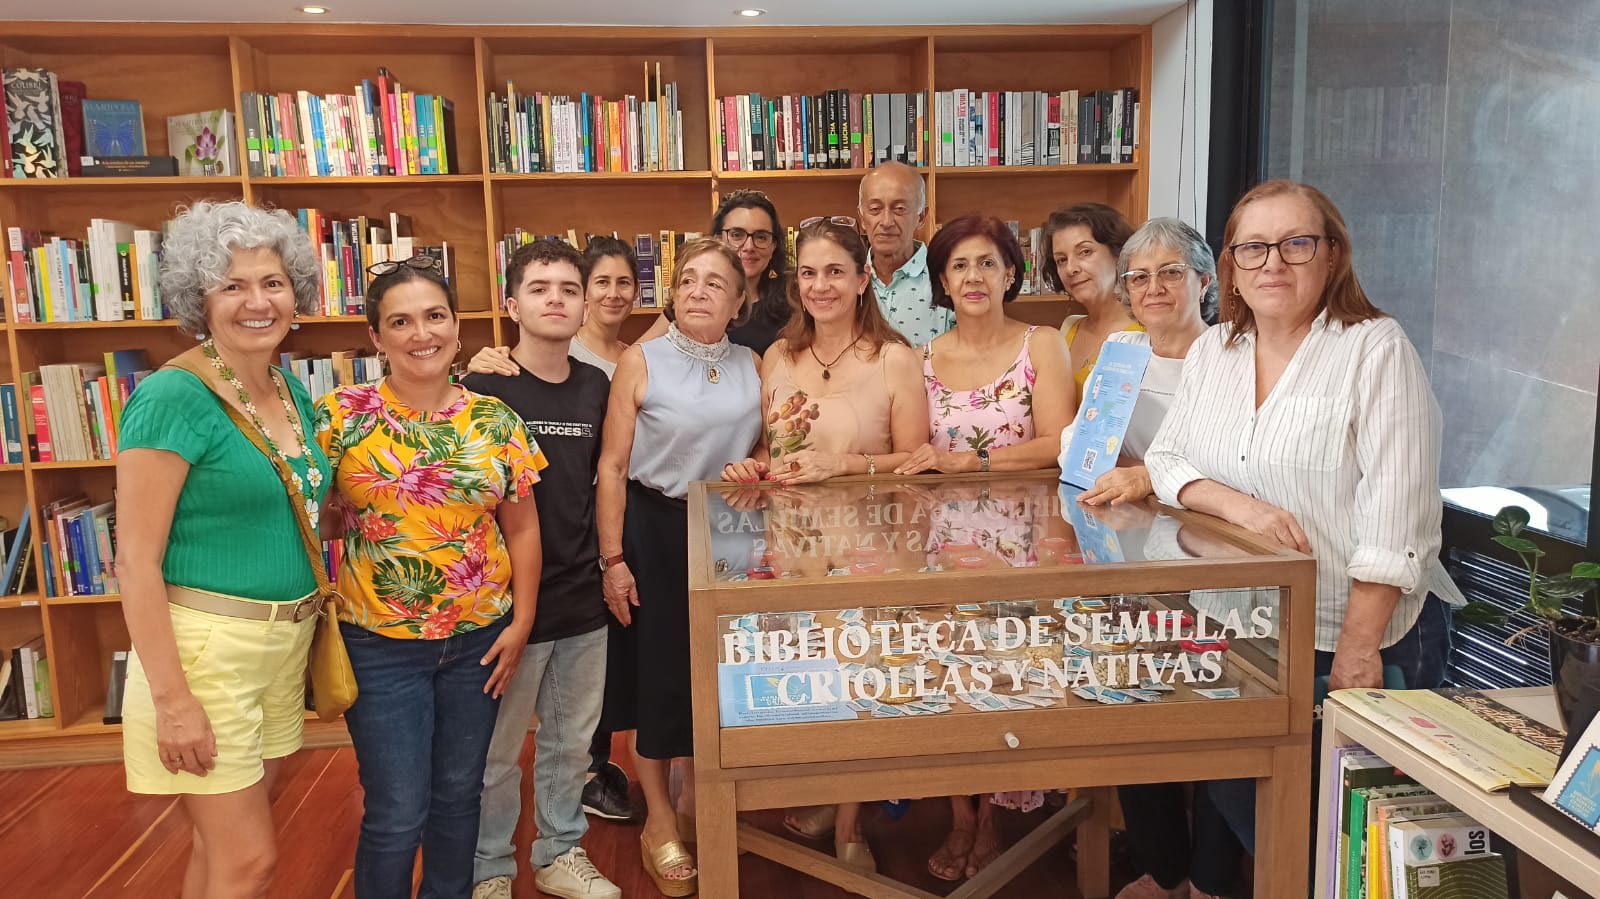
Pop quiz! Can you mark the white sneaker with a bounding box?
[471,876,512,899]
[535,847,622,899]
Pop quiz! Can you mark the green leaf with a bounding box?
[1493,505,1530,537]
[1570,562,1600,580]
[1536,574,1595,601]
[371,555,446,611]
[1457,602,1511,627]
[1529,591,1567,620]
[1493,535,1544,557]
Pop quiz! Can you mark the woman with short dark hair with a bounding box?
[1042,203,1143,388]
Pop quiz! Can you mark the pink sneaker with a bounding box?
[1113,874,1188,899]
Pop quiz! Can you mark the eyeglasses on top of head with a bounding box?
[799,215,858,230]
[1227,234,1332,271]
[1120,263,1194,292]
[718,227,776,249]
[366,255,443,277]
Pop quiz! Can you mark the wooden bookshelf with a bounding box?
[0,20,1150,765]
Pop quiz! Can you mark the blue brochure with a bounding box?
[1060,340,1152,489]
[1058,484,1125,564]
[716,658,859,727]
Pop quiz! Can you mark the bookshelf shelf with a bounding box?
[45,593,120,606]
[247,175,485,187]
[0,19,1151,763]
[0,176,247,190]
[0,594,42,610]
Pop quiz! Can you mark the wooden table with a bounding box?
[687,473,1318,898]
[1316,687,1600,893]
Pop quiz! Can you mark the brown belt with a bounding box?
[167,583,325,623]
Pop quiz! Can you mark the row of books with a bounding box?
[280,348,383,400]
[716,91,928,172]
[296,208,453,317]
[486,68,685,174]
[6,223,167,323]
[241,71,458,178]
[932,88,1139,167]
[493,228,700,310]
[3,68,232,178]
[0,633,51,721]
[1,508,37,597]
[40,494,118,598]
[1333,743,1507,899]
[27,351,154,464]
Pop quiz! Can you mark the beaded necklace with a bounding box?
[202,339,323,528]
[664,322,733,383]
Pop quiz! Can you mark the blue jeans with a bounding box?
[1203,594,1453,877]
[342,619,506,899]
[475,626,607,881]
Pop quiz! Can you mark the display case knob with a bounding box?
[1003,732,1020,749]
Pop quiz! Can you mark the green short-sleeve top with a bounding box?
[117,367,332,601]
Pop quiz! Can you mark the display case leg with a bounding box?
[1075,786,1112,899]
[1254,743,1312,898]
[697,780,740,898]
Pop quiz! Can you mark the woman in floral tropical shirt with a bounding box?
[315,258,546,899]
[894,214,1075,882]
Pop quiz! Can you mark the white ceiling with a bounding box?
[0,0,1187,27]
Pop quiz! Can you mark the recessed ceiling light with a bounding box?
[735,8,766,17]
[300,5,329,13]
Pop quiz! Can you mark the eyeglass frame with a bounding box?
[1119,262,1197,293]
[366,255,444,277]
[800,215,858,229]
[717,226,777,249]
[1226,234,1333,271]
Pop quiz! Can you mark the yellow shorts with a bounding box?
[123,601,316,795]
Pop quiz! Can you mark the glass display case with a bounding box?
[686,472,1317,898]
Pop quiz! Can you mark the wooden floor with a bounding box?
[0,735,1130,899]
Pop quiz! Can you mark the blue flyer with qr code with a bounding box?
[1061,340,1152,489]
[716,658,859,727]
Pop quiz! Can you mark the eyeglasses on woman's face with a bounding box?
[719,227,776,250]
[1120,262,1195,293]
[366,255,444,277]
[1227,234,1330,271]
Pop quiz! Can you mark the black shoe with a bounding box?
[582,762,641,821]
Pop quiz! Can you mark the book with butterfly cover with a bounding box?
[4,68,66,178]
[82,99,147,157]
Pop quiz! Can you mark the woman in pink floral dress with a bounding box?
[896,214,1076,881]
[314,259,547,899]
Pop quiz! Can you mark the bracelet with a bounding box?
[977,448,991,472]
[863,453,876,476]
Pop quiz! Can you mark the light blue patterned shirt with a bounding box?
[869,243,953,348]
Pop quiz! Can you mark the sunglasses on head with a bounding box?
[800,215,858,229]
[366,255,443,277]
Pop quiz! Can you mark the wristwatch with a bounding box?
[598,551,625,572]
[977,448,991,472]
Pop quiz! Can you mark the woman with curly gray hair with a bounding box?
[1066,216,1216,509]
[115,200,327,899]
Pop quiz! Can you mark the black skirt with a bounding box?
[625,479,694,760]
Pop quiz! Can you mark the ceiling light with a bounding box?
[300,5,329,13]
[735,8,766,17]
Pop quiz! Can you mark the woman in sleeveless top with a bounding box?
[1042,203,1144,388]
[595,238,762,897]
[720,217,927,875]
[893,215,1074,882]
[897,214,1074,478]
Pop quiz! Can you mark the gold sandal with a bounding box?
[837,840,877,874]
[640,833,698,897]
[782,805,837,840]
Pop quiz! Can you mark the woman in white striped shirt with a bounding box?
[1144,180,1460,854]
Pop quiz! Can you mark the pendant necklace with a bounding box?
[665,322,733,384]
[809,333,859,381]
[202,339,322,528]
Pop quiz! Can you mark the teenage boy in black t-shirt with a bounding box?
[465,239,618,899]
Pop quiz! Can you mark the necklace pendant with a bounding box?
[707,366,721,384]
[822,368,831,381]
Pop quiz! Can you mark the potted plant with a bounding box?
[1459,506,1600,729]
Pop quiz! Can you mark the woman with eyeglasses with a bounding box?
[1042,203,1144,389]
[596,238,763,896]
[1053,218,1241,899]
[315,256,547,898]
[1144,181,1460,871]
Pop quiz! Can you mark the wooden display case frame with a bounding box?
[687,472,1317,898]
